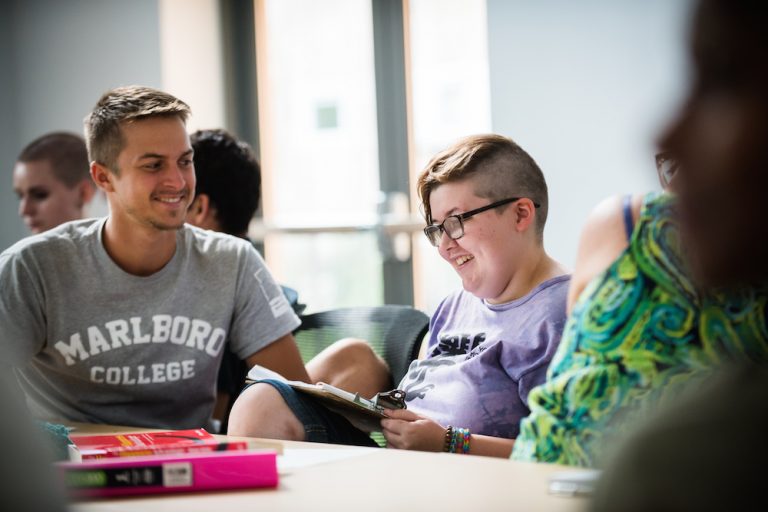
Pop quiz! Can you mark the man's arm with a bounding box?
[244,333,310,383]
[0,253,45,366]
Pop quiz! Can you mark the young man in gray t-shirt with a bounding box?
[0,86,309,430]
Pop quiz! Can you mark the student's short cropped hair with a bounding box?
[83,85,191,174]
[17,132,90,188]
[417,134,549,238]
[191,129,261,237]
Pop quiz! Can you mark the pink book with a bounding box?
[56,449,278,498]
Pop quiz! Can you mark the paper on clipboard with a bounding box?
[245,365,407,432]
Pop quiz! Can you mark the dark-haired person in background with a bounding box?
[186,129,304,431]
[186,129,261,238]
[13,131,96,234]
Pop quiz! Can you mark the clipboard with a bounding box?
[245,365,406,432]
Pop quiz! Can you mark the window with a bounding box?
[255,0,383,312]
[251,0,491,313]
[408,0,492,311]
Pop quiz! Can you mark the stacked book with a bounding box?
[57,428,278,498]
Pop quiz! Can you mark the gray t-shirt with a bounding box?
[0,218,300,429]
[399,275,570,438]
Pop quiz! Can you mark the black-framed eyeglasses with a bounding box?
[655,152,678,189]
[423,197,540,247]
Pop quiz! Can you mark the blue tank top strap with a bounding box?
[622,195,634,241]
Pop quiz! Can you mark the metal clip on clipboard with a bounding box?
[371,389,407,410]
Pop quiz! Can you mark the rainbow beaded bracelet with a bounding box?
[447,426,471,454]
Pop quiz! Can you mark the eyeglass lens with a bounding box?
[655,153,678,188]
[425,216,464,246]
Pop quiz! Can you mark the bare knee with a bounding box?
[227,383,305,441]
[314,338,381,366]
[308,338,386,378]
[308,338,391,397]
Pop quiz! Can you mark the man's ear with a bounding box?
[90,162,114,193]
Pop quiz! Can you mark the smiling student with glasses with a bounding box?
[229,134,571,458]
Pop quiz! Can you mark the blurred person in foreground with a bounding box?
[590,0,768,509]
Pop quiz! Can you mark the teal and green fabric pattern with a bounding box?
[512,193,768,467]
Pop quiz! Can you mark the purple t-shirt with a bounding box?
[398,275,570,438]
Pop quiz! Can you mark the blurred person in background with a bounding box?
[187,128,304,432]
[13,132,96,234]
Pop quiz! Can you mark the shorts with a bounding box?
[245,379,379,447]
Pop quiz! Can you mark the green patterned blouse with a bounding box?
[511,192,768,467]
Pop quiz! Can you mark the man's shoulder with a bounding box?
[178,224,257,259]
[1,218,102,262]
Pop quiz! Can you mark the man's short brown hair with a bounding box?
[416,134,549,237]
[83,85,191,173]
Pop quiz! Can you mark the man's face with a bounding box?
[659,26,768,287]
[13,159,84,234]
[106,116,195,232]
[428,179,524,304]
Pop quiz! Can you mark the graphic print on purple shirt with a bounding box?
[430,332,486,357]
[398,275,570,438]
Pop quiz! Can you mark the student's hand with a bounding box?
[380,408,445,452]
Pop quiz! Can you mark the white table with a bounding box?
[67,424,590,512]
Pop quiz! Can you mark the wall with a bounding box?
[0,2,24,248]
[0,0,162,250]
[487,0,694,268]
[158,0,226,132]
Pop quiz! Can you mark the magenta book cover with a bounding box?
[57,449,279,498]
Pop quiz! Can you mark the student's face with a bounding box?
[13,159,84,234]
[99,116,195,232]
[659,2,768,287]
[429,179,523,303]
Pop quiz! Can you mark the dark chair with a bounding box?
[216,286,305,433]
[293,305,429,447]
[218,305,429,435]
[293,305,430,387]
